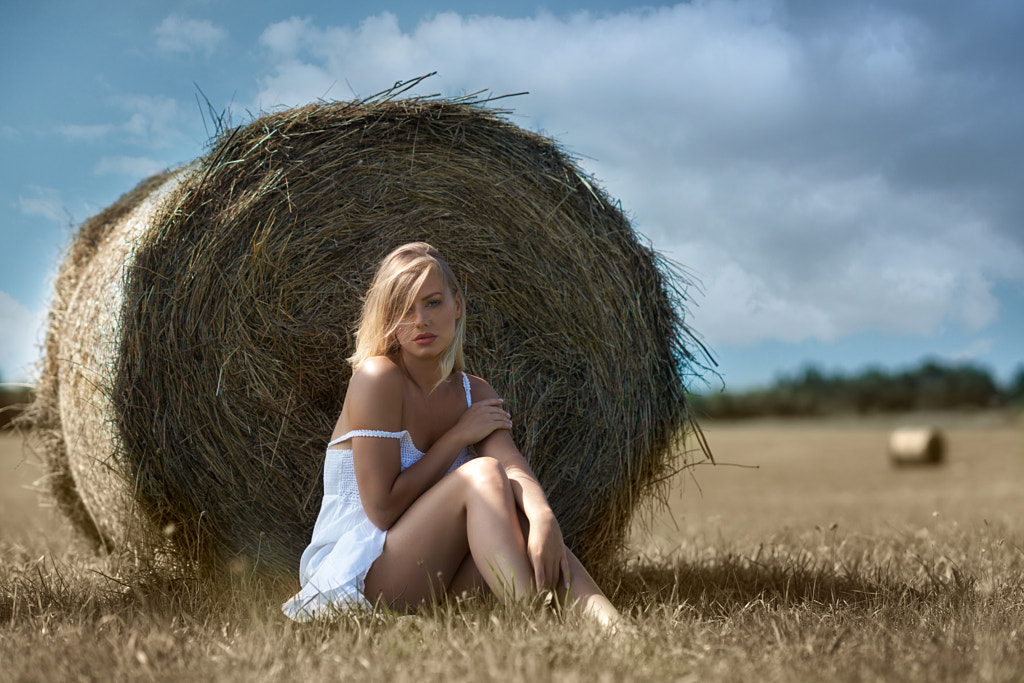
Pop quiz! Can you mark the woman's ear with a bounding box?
[454,292,463,319]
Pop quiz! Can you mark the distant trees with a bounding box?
[0,374,33,430]
[1008,367,1024,403]
[691,360,1022,419]
[2,360,1022,427]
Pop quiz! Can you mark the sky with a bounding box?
[1,0,1022,392]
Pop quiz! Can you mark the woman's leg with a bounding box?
[445,513,620,626]
[363,456,534,610]
[561,547,620,626]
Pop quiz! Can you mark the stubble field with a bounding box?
[1,411,1022,681]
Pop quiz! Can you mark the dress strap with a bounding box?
[461,371,472,407]
[327,429,405,448]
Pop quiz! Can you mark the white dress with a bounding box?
[281,372,475,621]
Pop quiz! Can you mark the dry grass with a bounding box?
[3,414,1023,681]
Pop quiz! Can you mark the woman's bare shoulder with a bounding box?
[346,357,404,428]
[464,373,499,401]
[354,355,402,380]
[350,357,404,392]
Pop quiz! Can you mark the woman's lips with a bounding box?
[413,333,437,345]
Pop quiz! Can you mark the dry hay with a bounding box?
[27,87,712,578]
[23,169,191,551]
[888,427,945,466]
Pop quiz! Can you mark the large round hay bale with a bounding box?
[888,427,945,466]
[29,95,710,577]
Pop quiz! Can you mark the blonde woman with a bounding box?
[283,242,619,625]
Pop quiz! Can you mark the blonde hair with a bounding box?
[349,243,466,385]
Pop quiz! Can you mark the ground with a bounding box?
[2,410,1022,681]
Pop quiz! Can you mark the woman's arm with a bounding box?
[348,359,512,530]
[347,359,460,529]
[470,379,570,591]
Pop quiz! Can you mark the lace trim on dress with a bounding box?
[327,429,403,448]
[460,371,473,407]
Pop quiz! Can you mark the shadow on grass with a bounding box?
[2,540,979,629]
[610,548,973,620]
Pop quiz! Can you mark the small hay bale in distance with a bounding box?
[30,95,710,577]
[888,427,945,466]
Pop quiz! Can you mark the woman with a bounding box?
[282,242,619,625]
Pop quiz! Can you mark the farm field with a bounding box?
[1,411,1023,682]
[633,411,1024,554]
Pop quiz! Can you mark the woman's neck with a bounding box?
[396,352,446,395]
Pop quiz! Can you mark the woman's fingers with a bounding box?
[528,544,546,589]
[471,399,511,423]
[530,550,563,591]
[480,403,511,427]
[457,399,513,443]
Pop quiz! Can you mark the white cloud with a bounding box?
[54,95,187,153]
[111,94,188,149]
[663,169,1020,345]
[94,155,167,178]
[17,186,65,222]
[155,14,227,58]
[0,291,43,383]
[948,338,996,364]
[249,3,1024,349]
[260,15,316,56]
[57,123,115,142]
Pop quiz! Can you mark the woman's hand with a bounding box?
[465,379,570,591]
[451,398,512,446]
[526,510,571,592]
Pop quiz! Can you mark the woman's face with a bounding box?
[394,266,461,360]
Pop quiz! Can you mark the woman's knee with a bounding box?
[457,456,511,497]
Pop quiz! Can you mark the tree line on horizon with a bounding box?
[0,380,32,430]
[5,359,1024,429]
[691,359,1024,419]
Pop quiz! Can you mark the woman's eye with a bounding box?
[427,299,441,307]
